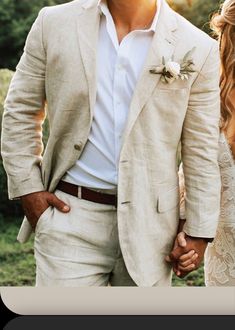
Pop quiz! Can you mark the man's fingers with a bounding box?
[47,194,70,212]
[179,249,195,262]
[165,256,181,276]
[165,255,172,263]
[179,253,198,267]
[177,231,187,247]
[169,246,187,261]
[177,272,189,279]
[173,265,182,277]
[175,269,181,276]
[165,256,181,277]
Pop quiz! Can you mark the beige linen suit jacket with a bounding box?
[1,0,221,286]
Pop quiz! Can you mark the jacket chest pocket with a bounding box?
[142,88,189,143]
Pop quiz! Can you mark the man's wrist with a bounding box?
[20,190,45,199]
[177,219,186,233]
[186,235,214,243]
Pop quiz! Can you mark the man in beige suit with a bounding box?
[1,0,221,286]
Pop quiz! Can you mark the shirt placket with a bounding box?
[113,37,133,169]
[103,9,132,179]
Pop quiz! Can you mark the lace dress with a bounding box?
[204,132,235,286]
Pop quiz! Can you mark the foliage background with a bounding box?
[0,0,222,70]
[0,0,222,286]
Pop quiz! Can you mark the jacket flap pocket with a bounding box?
[157,186,180,213]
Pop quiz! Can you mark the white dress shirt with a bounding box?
[62,0,161,191]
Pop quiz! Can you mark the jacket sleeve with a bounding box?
[181,40,221,238]
[1,8,47,199]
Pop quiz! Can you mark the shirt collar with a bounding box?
[97,0,161,33]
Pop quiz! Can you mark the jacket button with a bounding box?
[74,142,83,151]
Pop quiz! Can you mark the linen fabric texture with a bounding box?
[1,0,221,286]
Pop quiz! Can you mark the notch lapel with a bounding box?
[121,0,179,147]
[76,0,101,123]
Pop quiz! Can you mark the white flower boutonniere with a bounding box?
[150,47,196,84]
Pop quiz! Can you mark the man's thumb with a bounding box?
[47,194,70,212]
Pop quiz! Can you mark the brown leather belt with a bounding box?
[56,180,117,208]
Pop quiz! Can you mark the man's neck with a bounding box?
[106,0,157,35]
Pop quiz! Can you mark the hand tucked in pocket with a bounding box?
[20,191,70,232]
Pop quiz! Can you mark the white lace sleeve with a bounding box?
[204,132,235,286]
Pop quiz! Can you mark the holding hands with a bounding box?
[171,166,210,278]
[166,227,209,278]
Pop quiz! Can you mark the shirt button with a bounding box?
[74,142,83,151]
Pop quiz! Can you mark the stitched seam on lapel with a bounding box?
[76,3,101,124]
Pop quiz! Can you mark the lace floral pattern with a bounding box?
[205,132,235,286]
[205,223,235,285]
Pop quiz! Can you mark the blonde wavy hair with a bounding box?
[210,0,235,132]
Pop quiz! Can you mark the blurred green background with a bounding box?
[0,0,221,286]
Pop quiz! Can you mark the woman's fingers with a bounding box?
[177,231,187,247]
[178,263,196,272]
[179,253,198,267]
[179,249,195,262]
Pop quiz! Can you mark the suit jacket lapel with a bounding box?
[76,0,178,144]
[76,0,101,123]
[121,0,179,147]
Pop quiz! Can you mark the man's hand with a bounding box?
[165,219,198,277]
[165,232,198,277]
[21,191,70,231]
[166,233,208,278]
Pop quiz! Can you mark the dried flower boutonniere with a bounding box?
[150,47,197,84]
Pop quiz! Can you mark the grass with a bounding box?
[172,265,205,287]
[0,220,36,286]
[0,220,204,287]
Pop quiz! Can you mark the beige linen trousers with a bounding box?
[1,0,221,286]
[34,190,137,286]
